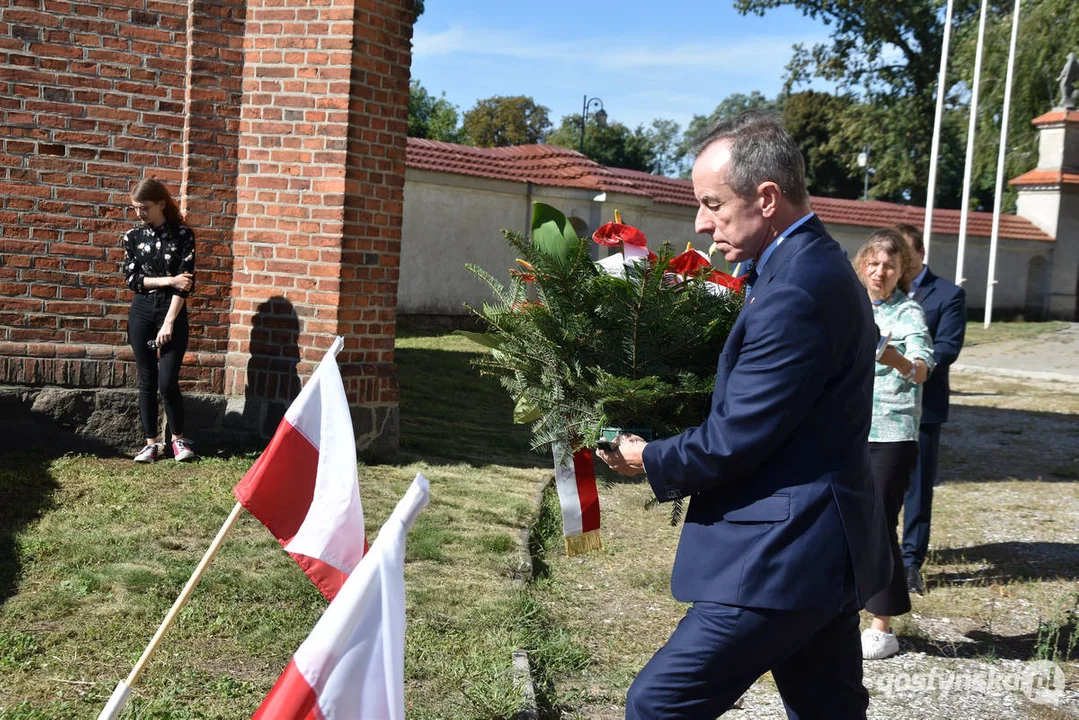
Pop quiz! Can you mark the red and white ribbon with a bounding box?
[552,441,602,556]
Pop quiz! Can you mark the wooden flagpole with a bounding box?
[97,501,246,720]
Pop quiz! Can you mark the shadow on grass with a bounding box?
[396,346,548,469]
[0,425,113,607]
[929,542,1079,585]
[900,629,1072,661]
[941,405,1079,483]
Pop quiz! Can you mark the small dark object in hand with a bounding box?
[147,339,158,349]
[596,439,620,452]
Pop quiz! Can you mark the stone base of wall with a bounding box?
[0,386,399,462]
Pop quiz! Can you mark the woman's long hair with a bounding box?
[131,178,184,225]
[853,228,915,296]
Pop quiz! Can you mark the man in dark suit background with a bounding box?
[894,224,966,596]
[598,113,891,719]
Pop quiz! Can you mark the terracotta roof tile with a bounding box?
[1009,168,1079,186]
[406,139,1053,242]
[1031,109,1079,126]
[809,197,1052,242]
[406,138,650,197]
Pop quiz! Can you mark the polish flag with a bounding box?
[552,441,602,556]
[252,473,430,720]
[233,336,366,601]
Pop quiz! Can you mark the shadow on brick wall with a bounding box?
[241,296,302,438]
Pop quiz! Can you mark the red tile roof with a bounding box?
[406,138,1053,242]
[1009,168,1079,187]
[1031,109,1079,126]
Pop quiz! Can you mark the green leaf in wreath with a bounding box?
[513,394,543,424]
[455,330,502,350]
[530,202,579,268]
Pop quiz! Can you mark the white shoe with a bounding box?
[172,438,196,462]
[133,443,162,463]
[861,628,899,660]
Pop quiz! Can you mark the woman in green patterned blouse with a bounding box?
[854,229,935,661]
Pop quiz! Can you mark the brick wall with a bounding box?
[225,0,410,451]
[0,0,241,393]
[0,0,412,455]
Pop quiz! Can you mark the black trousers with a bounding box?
[902,423,942,570]
[866,441,917,617]
[128,293,188,439]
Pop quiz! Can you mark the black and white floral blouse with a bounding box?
[123,222,196,297]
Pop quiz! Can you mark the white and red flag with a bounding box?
[233,336,366,601]
[252,473,430,720]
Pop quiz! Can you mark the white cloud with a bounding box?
[413,23,824,77]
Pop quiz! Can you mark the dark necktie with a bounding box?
[743,260,758,296]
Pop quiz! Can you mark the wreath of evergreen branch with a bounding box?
[461,204,742,524]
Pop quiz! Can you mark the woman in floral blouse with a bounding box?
[123,179,196,463]
[854,228,935,661]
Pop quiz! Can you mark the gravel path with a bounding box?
[730,326,1079,720]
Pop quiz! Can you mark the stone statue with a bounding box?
[1058,52,1079,110]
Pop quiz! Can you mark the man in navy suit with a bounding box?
[894,224,966,596]
[599,112,891,719]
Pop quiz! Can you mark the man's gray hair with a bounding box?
[693,111,808,205]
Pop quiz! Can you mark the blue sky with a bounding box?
[411,1,834,135]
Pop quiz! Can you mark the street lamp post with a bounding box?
[857,145,870,201]
[579,95,607,154]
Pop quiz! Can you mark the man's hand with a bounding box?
[596,433,648,476]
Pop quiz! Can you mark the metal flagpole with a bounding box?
[985,0,1023,329]
[97,502,246,720]
[955,0,990,287]
[923,0,956,265]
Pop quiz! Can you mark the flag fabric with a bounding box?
[252,473,431,720]
[233,336,366,601]
[552,441,602,556]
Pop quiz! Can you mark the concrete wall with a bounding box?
[399,169,1058,321]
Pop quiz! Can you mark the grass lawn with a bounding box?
[0,330,565,719]
[2,330,1077,719]
[964,320,1069,347]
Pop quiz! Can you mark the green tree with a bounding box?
[954,0,1079,211]
[782,91,865,199]
[735,0,966,205]
[408,80,461,142]
[676,91,780,176]
[547,115,656,172]
[461,96,552,147]
[645,119,686,177]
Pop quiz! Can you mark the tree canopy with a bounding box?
[461,96,552,147]
[408,81,461,143]
[736,0,1078,210]
[546,115,656,173]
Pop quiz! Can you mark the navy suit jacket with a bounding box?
[912,267,966,424]
[642,216,891,611]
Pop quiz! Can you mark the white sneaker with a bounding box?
[861,628,900,660]
[172,438,196,462]
[134,443,162,463]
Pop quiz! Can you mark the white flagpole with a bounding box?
[97,502,245,720]
[956,0,990,287]
[923,0,956,265]
[985,0,1023,329]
